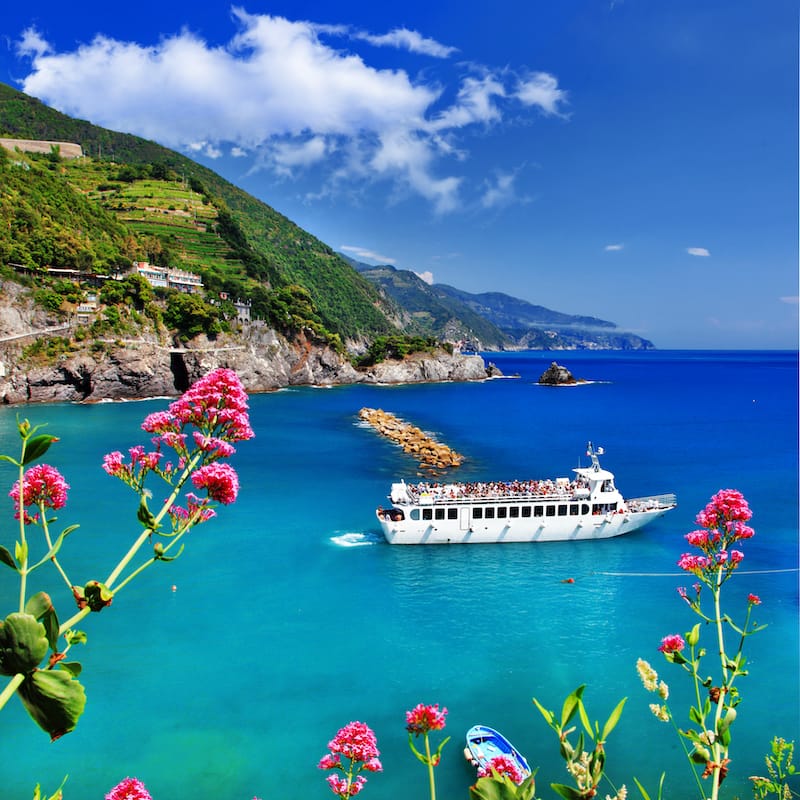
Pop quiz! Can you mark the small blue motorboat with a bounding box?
[464,724,532,783]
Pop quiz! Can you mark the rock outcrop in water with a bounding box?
[537,361,585,385]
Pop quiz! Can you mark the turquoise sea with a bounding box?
[0,350,797,800]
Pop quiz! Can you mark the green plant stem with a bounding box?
[17,460,27,613]
[710,570,727,800]
[0,672,25,712]
[104,450,202,590]
[41,511,73,591]
[425,733,436,800]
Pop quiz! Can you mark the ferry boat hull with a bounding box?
[376,444,676,545]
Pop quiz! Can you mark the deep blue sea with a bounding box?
[0,350,797,800]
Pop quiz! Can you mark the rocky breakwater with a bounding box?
[359,408,463,471]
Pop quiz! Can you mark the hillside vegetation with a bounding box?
[0,82,395,343]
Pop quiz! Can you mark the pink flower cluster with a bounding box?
[102,369,253,518]
[105,777,152,800]
[677,489,754,578]
[9,463,69,523]
[318,721,382,799]
[658,634,686,654]
[405,702,448,736]
[477,755,525,784]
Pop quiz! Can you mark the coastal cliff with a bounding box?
[0,283,491,404]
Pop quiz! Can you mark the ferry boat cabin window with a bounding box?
[546,505,556,517]
[509,506,520,518]
[570,504,579,515]
[448,508,458,520]
[422,508,433,520]
[473,507,483,519]
[497,507,507,518]
[435,508,445,520]
[558,504,568,516]
[533,506,543,517]
[410,509,420,520]
[485,507,495,519]
[582,504,590,515]
[521,506,531,517]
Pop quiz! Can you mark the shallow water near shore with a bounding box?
[0,350,797,800]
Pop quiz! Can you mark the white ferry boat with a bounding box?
[376,443,676,545]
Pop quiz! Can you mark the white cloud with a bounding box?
[352,27,457,58]
[340,245,396,265]
[415,271,434,284]
[480,169,529,210]
[687,247,711,257]
[780,295,799,304]
[515,72,568,116]
[16,27,52,59]
[15,10,567,213]
[604,243,624,251]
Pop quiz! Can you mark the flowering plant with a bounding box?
[637,489,767,800]
[406,702,450,800]
[0,369,253,742]
[318,720,382,798]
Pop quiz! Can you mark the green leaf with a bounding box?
[64,630,87,646]
[0,453,20,465]
[532,696,554,726]
[22,434,59,466]
[15,539,28,566]
[0,613,49,675]
[577,697,592,738]
[58,661,82,678]
[550,782,584,800]
[17,668,86,740]
[560,685,585,728]
[633,772,665,800]
[29,525,80,572]
[689,706,703,726]
[137,495,158,530]
[25,592,59,652]
[600,697,627,741]
[0,544,18,572]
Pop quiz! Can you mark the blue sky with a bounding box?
[1,1,797,348]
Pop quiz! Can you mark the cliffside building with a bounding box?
[134,261,203,294]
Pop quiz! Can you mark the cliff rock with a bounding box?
[0,284,494,403]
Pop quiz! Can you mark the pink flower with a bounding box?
[102,451,128,478]
[169,369,254,442]
[406,703,448,735]
[477,755,525,783]
[695,489,752,529]
[748,593,762,605]
[319,721,381,799]
[191,462,240,504]
[658,634,686,654]
[685,530,710,547]
[326,721,381,764]
[677,553,710,573]
[105,777,153,800]
[9,464,69,518]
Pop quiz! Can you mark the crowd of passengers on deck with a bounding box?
[405,477,592,502]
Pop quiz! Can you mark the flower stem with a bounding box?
[425,733,436,800]
[0,673,25,713]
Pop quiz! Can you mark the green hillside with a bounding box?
[0,82,393,341]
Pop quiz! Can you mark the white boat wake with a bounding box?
[330,532,381,547]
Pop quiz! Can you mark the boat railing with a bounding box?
[626,493,677,512]
[408,487,578,505]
